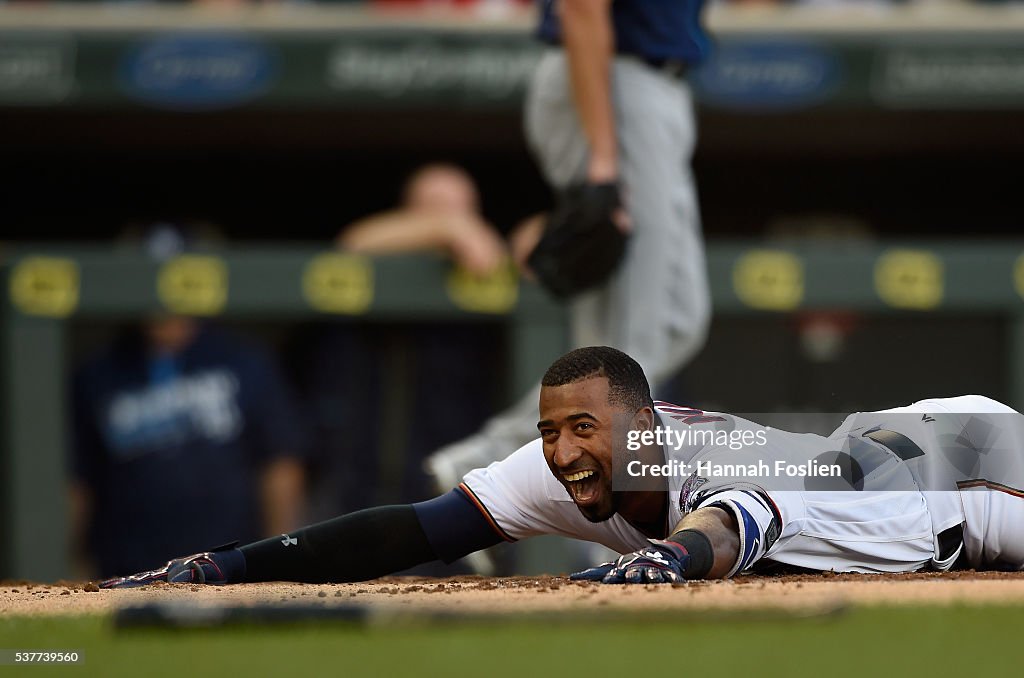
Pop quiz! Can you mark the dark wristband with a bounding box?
[666,529,714,579]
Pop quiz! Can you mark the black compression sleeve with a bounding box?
[239,505,436,583]
[666,529,714,579]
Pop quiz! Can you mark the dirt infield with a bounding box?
[4,571,1024,617]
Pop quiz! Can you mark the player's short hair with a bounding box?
[542,346,653,412]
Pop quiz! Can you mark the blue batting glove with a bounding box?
[573,540,690,585]
[99,547,244,589]
[569,562,617,581]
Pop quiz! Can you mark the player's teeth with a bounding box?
[564,470,594,482]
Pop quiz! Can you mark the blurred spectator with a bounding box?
[69,226,308,579]
[339,163,506,276]
[296,163,506,523]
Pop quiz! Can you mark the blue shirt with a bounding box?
[537,0,711,65]
[72,325,307,577]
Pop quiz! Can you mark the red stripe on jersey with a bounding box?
[957,479,1024,499]
[457,482,516,543]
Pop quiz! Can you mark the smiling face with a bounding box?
[538,376,641,523]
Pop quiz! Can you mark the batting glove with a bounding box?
[570,540,690,584]
[99,549,241,589]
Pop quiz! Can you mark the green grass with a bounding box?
[2,606,1022,677]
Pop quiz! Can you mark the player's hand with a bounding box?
[508,214,546,281]
[567,561,617,582]
[569,540,689,584]
[447,214,508,277]
[99,552,233,589]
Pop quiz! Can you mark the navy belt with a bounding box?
[542,42,691,80]
[640,57,690,79]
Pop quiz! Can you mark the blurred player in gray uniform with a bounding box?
[426,0,713,497]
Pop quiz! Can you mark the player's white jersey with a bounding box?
[461,395,1024,575]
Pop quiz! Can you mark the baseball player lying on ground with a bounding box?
[102,347,1024,587]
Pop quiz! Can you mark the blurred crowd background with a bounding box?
[1,1,1023,6]
[2,0,1023,580]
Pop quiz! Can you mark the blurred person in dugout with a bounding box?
[338,162,506,278]
[296,163,507,523]
[69,224,308,579]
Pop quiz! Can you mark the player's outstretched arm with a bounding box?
[570,507,740,585]
[100,490,505,588]
[669,507,740,580]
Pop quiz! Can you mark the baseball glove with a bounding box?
[527,181,629,299]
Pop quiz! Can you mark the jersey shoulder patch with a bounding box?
[679,471,709,514]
